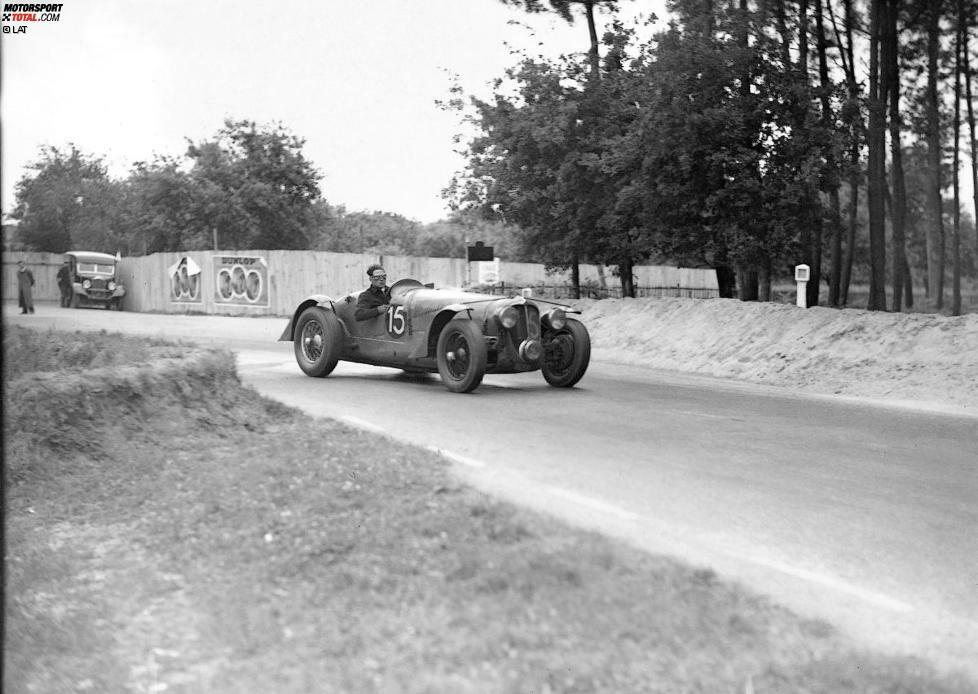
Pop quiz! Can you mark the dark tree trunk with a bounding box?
[758,255,772,302]
[737,265,760,301]
[867,0,888,311]
[775,0,793,67]
[964,8,978,259]
[807,216,823,307]
[885,0,909,311]
[570,254,581,299]
[619,257,635,298]
[584,0,600,79]
[817,0,843,307]
[827,188,843,305]
[924,0,945,309]
[840,181,858,305]
[832,0,863,307]
[952,0,964,316]
[903,255,914,307]
[798,0,809,72]
[715,264,737,298]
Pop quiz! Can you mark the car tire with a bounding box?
[115,298,124,311]
[71,293,80,309]
[436,318,487,393]
[294,307,344,378]
[541,319,590,388]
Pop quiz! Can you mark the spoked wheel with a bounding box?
[436,318,487,393]
[541,320,591,388]
[294,307,344,377]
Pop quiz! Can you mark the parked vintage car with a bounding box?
[65,251,126,310]
[279,279,590,393]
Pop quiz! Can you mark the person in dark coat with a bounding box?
[56,259,72,307]
[355,264,391,321]
[17,260,35,314]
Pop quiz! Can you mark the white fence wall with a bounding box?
[3,250,719,315]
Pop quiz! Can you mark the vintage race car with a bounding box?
[278,279,590,393]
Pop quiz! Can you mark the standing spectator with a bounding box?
[17,260,35,314]
[57,259,72,307]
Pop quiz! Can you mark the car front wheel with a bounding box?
[436,318,487,393]
[541,320,590,388]
[294,307,344,378]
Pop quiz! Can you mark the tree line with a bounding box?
[447,0,977,312]
[9,120,527,263]
[10,0,978,313]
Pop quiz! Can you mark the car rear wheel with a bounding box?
[436,318,487,393]
[541,320,590,388]
[294,307,343,378]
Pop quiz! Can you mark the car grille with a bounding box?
[87,278,111,299]
[513,304,541,341]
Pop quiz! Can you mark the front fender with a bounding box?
[425,304,476,358]
[278,295,336,341]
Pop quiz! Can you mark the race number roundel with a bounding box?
[386,305,406,337]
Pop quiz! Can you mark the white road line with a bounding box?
[331,413,916,617]
[432,448,486,468]
[547,486,643,522]
[338,415,386,434]
[714,550,916,613]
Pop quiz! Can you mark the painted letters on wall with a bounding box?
[214,256,269,306]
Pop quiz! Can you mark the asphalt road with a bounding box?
[9,303,978,677]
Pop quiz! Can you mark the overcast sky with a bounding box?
[1,0,665,224]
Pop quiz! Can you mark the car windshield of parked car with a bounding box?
[77,262,115,275]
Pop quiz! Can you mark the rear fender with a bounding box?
[278,295,339,341]
[425,304,474,357]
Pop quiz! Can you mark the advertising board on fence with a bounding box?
[168,256,202,304]
[214,255,268,306]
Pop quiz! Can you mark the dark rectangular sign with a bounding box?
[466,243,494,262]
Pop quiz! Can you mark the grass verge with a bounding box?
[4,325,974,693]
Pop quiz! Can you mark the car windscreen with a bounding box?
[77,262,116,275]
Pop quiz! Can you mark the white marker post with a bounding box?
[795,264,810,308]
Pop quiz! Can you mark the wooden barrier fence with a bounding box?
[3,250,719,315]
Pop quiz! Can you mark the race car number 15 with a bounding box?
[386,305,406,336]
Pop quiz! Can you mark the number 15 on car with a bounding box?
[386,305,406,337]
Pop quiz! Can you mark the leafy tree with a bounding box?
[184,119,322,250]
[448,56,596,277]
[496,0,632,296]
[11,145,116,252]
[121,157,200,254]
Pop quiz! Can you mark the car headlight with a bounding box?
[82,279,92,289]
[543,308,567,330]
[108,280,116,291]
[497,305,519,329]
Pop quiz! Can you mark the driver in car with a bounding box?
[355,264,391,321]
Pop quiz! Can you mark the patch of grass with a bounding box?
[4,327,974,693]
[3,324,187,372]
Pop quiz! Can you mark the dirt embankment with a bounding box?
[574,298,978,414]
